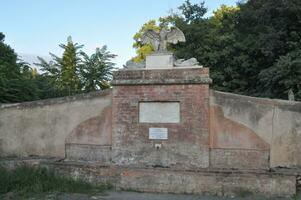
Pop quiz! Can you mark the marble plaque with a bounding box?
[139,102,180,123]
[149,128,168,140]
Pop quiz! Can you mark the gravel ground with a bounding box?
[0,191,298,200]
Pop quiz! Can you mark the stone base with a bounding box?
[118,168,295,198]
[146,52,174,69]
[65,143,111,164]
[0,158,297,198]
[42,160,296,198]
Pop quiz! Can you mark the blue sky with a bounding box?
[1,0,237,68]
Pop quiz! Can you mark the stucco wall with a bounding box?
[210,90,301,168]
[0,90,112,158]
[1,87,300,169]
[271,101,301,167]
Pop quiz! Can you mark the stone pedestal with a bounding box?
[111,68,212,169]
[145,52,174,69]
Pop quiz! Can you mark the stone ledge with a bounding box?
[118,168,295,198]
[0,158,297,197]
[112,77,212,85]
[112,68,212,85]
[41,160,296,198]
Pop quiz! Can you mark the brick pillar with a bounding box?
[111,68,212,169]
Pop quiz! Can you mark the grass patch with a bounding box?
[0,165,111,196]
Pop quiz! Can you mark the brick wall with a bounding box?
[112,68,211,169]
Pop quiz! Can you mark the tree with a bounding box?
[235,0,301,98]
[134,0,300,100]
[0,32,18,102]
[203,5,241,93]
[259,50,301,100]
[36,36,83,96]
[0,32,39,103]
[16,61,40,101]
[171,1,213,63]
[132,20,160,62]
[178,0,207,23]
[1,33,116,103]
[36,36,116,96]
[60,36,83,93]
[79,46,116,92]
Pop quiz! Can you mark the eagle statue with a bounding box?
[141,26,186,52]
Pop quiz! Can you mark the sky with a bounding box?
[1,0,238,68]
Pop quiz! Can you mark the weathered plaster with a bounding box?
[210,90,301,169]
[271,103,301,167]
[65,105,112,145]
[0,90,112,158]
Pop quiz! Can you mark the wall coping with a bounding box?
[112,78,212,85]
[211,90,301,108]
[0,89,112,110]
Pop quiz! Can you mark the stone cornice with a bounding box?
[112,68,212,86]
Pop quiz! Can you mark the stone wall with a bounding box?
[0,82,301,170]
[40,160,295,198]
[210,90,301,169]
[0,78,300,198]
[0,90,112,158]
[118,168,295,197]
[0,158,297,198]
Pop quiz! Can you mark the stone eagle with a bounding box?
[141,26,186,52]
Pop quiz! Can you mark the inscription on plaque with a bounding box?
[149,128,168,140]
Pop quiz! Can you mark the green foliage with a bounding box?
[178,0,207,23]
[60,36,83,92]
[36,36,83,96]
[133,0,301,100]
[35,36,116,97]
[2,0,301,102]
[0,165,110,195]
[80,46,116,91]
[259,50,301,100]
[0,32,20,102]
[0,33,116,103]
[132,20,160,62]
[0,33,40,103]
[0,31,60,103]
[232,0,301,99]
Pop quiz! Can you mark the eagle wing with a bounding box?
[141,29,160,51]
[166,27,186,44]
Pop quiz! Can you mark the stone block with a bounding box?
[146,52,174,69]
